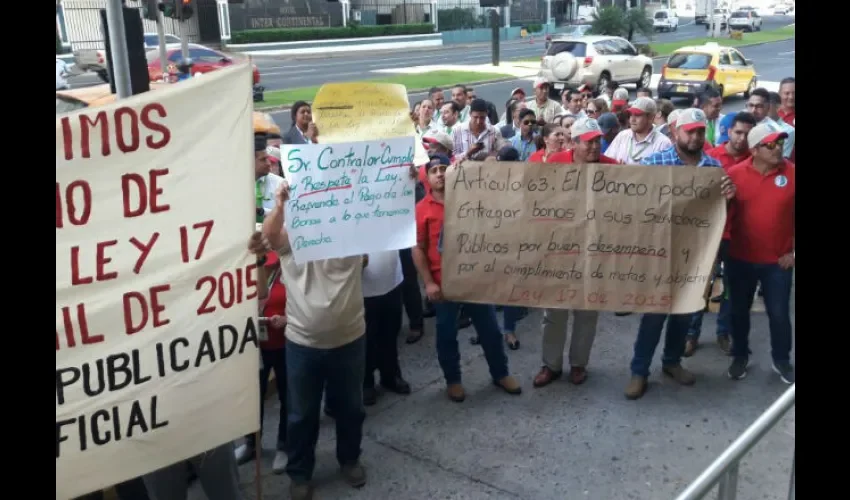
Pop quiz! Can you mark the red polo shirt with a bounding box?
[727,157,795,264]
[529,149,619,164]
[416,193,445,285]
[706,144,751,240]
[778,107,795,127]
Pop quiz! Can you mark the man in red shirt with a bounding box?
[412,154,522,402]
[547,116,620,164]
[777,77,795,126]
[686,112,758,356]
[725,122,795,385]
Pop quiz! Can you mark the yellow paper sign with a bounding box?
[312,82,429,165]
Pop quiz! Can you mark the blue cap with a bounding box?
[596,112,619,133]
[428,153,452,168]
[496,146,520,161]
[717,113,737,145]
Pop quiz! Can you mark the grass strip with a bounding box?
[259,70,516,108]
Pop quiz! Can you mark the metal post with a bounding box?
[546,0,552,30]
[787,450,795,500]
[716,462,739,500]
[104,0,132,98]
[490,10,500,66]
[180,21,189,61]
[432,1,438,32]
[504,0,511,29]
[155,9,169,77]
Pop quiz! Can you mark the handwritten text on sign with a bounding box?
[281,137,417,263]
[56,64,259,500]
[441,161,726,314]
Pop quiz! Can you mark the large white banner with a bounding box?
[280,137,417,263]
[56,64,260,499]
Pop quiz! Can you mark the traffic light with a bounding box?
[175,0,194,21]
[156,0,193,22]
[142,0,159,21]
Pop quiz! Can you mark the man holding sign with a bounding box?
[263,183,369,499]
[625,108,736,400]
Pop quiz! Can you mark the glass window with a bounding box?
[666,52,712,69]
[546,41,587,57]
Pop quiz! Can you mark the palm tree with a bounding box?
[623,7,654,42]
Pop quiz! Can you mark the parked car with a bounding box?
[653,9,679,32]
[707,8,730,29]
[728,9,763,31]
[545,24,592,49]
[73,32,182,82]
[146,46,260,86]
[657,42,757,101]
[539,35,653,98]
[55,83,280,136]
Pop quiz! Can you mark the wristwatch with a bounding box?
[257,255,267,267]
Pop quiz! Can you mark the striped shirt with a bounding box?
[605,128,673,165]
[640,146,723,167]
[452,122,500,162]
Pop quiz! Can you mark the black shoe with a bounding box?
[728,358,748,380]
[381,376,411,395]
[772,361,794,384]
[363,386,378,406]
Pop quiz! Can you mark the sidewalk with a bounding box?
[192,299,795,499]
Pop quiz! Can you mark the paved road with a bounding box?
[267,39,795,133]
[65,15,794,91]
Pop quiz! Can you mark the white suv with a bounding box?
[539,35,654,98]
[653,9,679,32]
[728,9,763,31]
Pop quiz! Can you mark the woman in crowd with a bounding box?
[585,98,609,119]
[416,99,438,136]
[508,109,539,161]
[282,101,317,144]
[529,123,568,163]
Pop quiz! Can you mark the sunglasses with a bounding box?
[586,108,598,114]
[521,120,535,125]
[760,139,785,150]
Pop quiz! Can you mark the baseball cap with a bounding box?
[597,112,619,134]
[747,121,789,148]
[676,108,708,131]
[265,146,281,163]
[423,131,454,152]
[667,108,683,127]
[496,146,520,161]
[428,153,452,169]
[533,77,550,89]
[571,117,604,141]
[612,88,630,107]
[577,83,592,93]
[627,97,657,116]
[511,87,526,97]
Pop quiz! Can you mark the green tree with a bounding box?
[623,8,654,42]
[589,6,627,37]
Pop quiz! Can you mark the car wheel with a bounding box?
[96,69,109,83]
[744,78,756,98]
[596,72,611,95]
[637,67,652,89]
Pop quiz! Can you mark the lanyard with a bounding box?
[706,120,716,145]
[255,177,265,223]
[627,132,652,162]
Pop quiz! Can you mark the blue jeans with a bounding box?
[435,301,509,384]
[689,240,731,339]
[502,306,527,333]
[285,335,366,483]
[630,313,691,377]
[727,259,793,363]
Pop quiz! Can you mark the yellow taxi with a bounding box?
[657,42,757,101]
[56,83,281,136]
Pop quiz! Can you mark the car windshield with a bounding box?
[714,8,725,14]
[731,10,749,16]
[667,52,712,69]
[546,41,587,57]
[562,25,591,36]
[56,96,88,115]
[655,12,668,18]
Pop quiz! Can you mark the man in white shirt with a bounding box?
[255,136,285,222]
[263,182,368,500]
[604,97,673,165]
[452,99,503,162]
[560,88,587,120]
[451,85,471,123]
[526,78,565,124]
[361,251,411,406]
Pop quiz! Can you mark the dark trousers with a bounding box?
[399,248,424,330]
[630,313,690,377]
[285,336,366,483]
[727,259,793,363]
[75,477,150,500]
[364,285,404,388]
[434,301,509,384]
[245,347,287,451]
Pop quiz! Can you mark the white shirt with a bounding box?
[605,128,673,165]
[361,251,403,298]
[258,173,285,216]
[56,59,70,90]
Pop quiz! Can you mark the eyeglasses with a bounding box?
[521,120,534,125]
[586,108,598,114]
[760,139,785,150]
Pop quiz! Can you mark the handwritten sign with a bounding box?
[280,137,417,263]
[441,161,726,314]
[312,81,429,165]
[56,65,259,499]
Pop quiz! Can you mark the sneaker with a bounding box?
[624,375,647,400]
[289,481,314,500]
[772,361,794,384]
[728,358,748,380]
[717,335,731,355]
[272,450,287,475]
[662,364,696,386]
[234,443,255,465]
[341,461,367,488]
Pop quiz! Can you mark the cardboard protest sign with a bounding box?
[441,161,726,314]
[312,82,429,165]
[280,137,417,262]
[56,64,260,499]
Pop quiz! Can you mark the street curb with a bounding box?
[254,75,530,113]
[255,37,795,113]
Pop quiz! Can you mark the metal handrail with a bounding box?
[675,384,795,500]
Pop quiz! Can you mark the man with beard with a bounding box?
[605,97,672,165]
[625,108,736,400]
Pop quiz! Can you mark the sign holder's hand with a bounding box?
[720,175,736,200]
[425,282,444,303]
[276,181,291,208]
[247,231,271,256]
[778,252,795,269]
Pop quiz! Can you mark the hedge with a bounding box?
[231,24,435,44]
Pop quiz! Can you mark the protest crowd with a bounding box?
[63,73,795,500]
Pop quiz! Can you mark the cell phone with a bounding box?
[258,317,269,326]
[475,141,484,147]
